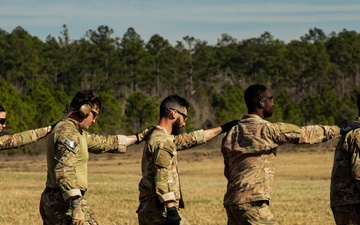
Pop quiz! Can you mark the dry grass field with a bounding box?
[0,138,338,225]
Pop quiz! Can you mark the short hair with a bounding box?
[0,105,5,112]
[244,84,268,111]
[70,90,102,111]
[159,94,189,118]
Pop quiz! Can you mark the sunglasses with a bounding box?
[168,107,188,122]
[260,96,274,102]
[91,110,99,119]
[0,118,6,125]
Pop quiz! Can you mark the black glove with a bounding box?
[166,206,181,225]
[339,121,360,135]
[135,126,155,144]
[220,120,239,133]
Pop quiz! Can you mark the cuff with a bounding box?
[330,125,341,138]
[62,189,82,201]
[193,129,206,144]
[117,135,127,153]
[158,192,177,203]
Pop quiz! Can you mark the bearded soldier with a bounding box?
[221,84,359,225]
[137,94,238,225]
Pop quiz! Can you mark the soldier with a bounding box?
[136,94,238,225]
[39,90,149,225]
[221,84,358,225]
[0,105,51,150]
[330,93,360,225]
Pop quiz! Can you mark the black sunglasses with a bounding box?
[91,110,99,119]
[260,96,274,102]
[0,118,6,125]
[168,107,188,121]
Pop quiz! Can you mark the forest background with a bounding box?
[1,25,360,155]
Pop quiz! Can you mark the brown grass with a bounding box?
[0,141,337,225]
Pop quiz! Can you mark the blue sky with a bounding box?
[1,0,360,45]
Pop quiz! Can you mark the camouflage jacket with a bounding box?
[45,118,127,200]
[331,117,360,207]
[221,114,340,207]
[138,126,205,208]
[0,126,51,150]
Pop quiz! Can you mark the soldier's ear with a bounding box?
[169,109,177,119]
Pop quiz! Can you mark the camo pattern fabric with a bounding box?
[137,126,205,224]
[226,201,279,225]
[221,114,340,207]
[331,118,360,224]
[45,118,126,194]
[0,126,51,150]
[40,118,126,224]
[40,190,99,225]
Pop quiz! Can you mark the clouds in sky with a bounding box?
[1,0,360,45]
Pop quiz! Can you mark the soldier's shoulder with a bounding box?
[54,122,81,144]
[350,129,360,142]
[149,131,174,151]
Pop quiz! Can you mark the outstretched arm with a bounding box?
[174,120,239,150]
[203,127,222,142]
[0,126,52,150]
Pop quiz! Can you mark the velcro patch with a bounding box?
[64,138,76,150]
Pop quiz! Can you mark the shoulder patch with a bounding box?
[64,138,76,150]
[159,139,176,153]
[155,140,176,168]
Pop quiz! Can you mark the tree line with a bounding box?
[1,25,360,154]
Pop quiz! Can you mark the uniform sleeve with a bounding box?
[154,139,178,203]
[0,126,51,150]
[351,135,360,190]
[173,129,205,151]
[54,132,82,200]
[269,123,340,144]
[85,133,127,154]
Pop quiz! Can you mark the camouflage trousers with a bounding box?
[39,188,100,225]
[332,204,360,225]
[137,197,190,225]
[225,200,279,225]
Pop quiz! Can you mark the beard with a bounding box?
[172,118,183,135]
[264,107,274,118]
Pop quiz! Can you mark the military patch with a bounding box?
[64,138,76,150]
[155,149,173,168]
[155,140,175,168]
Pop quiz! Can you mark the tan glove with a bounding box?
[135,126,155,144]
[72,205,85,225]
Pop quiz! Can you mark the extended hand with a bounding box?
[339,121,360,135]
[221,120,239,133]
[136,126,155,144]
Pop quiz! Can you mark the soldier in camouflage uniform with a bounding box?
[330,93,360,225]
[39,90,149,225]
[221,84,350,225]
[137,94,238,225]
[0,105,51,150]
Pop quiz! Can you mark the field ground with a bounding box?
[0,140,338,225]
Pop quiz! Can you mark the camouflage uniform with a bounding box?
[39,118,127,225]
[331,117,360,225]
[221,114,340,225]
[137,126,205,225]
[0,126,51,150]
